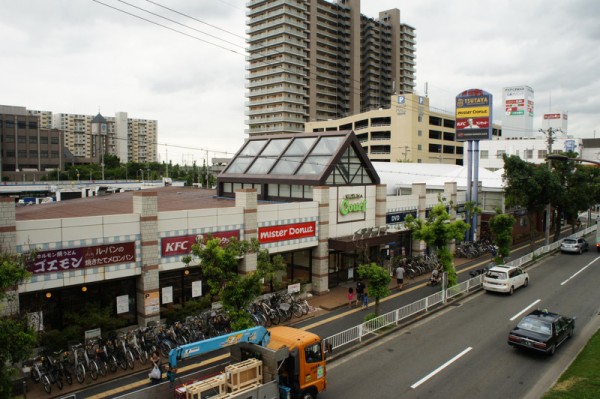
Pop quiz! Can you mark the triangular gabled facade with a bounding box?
[217,130,380,201]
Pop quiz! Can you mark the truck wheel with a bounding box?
[300,390,316,399]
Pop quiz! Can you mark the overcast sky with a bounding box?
[1,0,599,165]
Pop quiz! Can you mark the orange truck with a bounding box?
[169,326,327,399]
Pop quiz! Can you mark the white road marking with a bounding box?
[411,347,472,389]
[560,256,600,285]
[510,299,541,321]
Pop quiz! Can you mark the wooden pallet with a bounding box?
[185,375,227,399]
[225,358,263,392]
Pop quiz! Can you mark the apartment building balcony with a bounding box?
[245,115,307,125]
[246,0,307,17]
[246,86,307,98]
[244,125,305,135]
[246,105,308,116]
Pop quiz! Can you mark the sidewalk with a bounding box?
[306,256,475,312]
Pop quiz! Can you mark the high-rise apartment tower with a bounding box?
[245,0,416,136]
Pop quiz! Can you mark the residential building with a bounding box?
[52,111,158,164]
[0,105,63,181]
[245,0,416,136]
[305,94,502,165]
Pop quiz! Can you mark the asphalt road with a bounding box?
[319,250,600,399]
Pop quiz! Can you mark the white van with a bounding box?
[483,265,529,295]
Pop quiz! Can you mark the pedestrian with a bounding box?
[356,279,365,305]
[347,287,355,308]
[165,363,177,388]
[395,263,405,290]
[149,350,162,385]
[362,289,369,310]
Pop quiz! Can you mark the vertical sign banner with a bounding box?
[192,280,202,298]
[116,295,129,314]
[455,89,493,141]
[162,286,173,304]
[144,292,160,314]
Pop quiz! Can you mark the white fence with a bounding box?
[325,224,596,351]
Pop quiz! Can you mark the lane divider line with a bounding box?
[411,346,472,389]
[560,256,600,286]
[510,299,541,321]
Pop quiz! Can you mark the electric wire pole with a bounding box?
[540,127,562,246]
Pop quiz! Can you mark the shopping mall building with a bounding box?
[3,131,501,330]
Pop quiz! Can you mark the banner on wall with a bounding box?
[192,280,202,298]
[144,292,160,314]
[258,221,316,244]
[116,295,129,314]
[161,230,240,257]
[162,286,173,304]
[27,242,136,275]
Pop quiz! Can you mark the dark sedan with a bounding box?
[508,309,575,355]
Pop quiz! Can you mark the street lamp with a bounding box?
[75,169,80,182]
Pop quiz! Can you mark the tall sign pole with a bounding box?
[455,89,493,241]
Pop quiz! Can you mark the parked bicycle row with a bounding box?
[23,291,313,394]
[392,253,441,279]
[454,239,497,259]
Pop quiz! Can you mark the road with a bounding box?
[320,250,600,399]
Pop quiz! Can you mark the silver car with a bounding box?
[483,265,529,295]
[560,238,589,254]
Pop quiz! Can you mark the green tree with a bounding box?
[0,252,37,398]
[503,154,560,247]
[357,262,391,317]
[550,153,600,240]
[404,200,469,287]
[183,237,263,329]
[256,250,286,292]
[488,211,516,264]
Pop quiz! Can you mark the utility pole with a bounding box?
[401,145,410,161]
[540,127,562,246]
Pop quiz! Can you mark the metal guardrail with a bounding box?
[325,224,597,351]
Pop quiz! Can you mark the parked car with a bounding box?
[482,265,529,295]
[560,237,589,254]
[508,309,575,355]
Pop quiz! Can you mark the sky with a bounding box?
[1,0,599,165]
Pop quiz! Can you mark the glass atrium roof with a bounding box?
[219,131,380,187]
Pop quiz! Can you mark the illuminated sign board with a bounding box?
[258,222,316,244]
[455,89,493,141]
[161,230,240,257]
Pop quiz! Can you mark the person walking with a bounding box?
[149,350,162,385]
[347,287,355,308]
[361,289,369,310]
[356,279,365,305]
[395,263,405,290]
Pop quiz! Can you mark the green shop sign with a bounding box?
[340,194,367,215]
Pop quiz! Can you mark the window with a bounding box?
[40,136,48,144]
[40,151,49,158]
[51,151,59,158]
[417,144,422,151]
[29,150,38,158]
[538,149,547,159]
[29,136,38,144]
[480,150,488,159]
[17,136,27,144]
[496,150,506,159]
[524,149,533,159]
[5,135,14,143]
[18,150,27,158]
[418,130,422,137]
[50,137,59,144]
[304,343,323,363]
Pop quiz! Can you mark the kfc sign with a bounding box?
[161,230,240,257]
[258,222,316,244]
